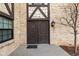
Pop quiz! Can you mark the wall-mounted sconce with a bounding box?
[51,21,55,27]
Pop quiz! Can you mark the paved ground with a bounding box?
[9,44,70,56]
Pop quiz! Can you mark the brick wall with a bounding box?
[50,3,79,46]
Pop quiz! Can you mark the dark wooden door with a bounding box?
[27,3,50,44]
[37,21,48,43]
[27,21,49,44]
[27,21,38,44]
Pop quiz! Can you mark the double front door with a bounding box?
[27,21,49,44]
[27,3,50,44]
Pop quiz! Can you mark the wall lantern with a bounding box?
[51,21,55,27]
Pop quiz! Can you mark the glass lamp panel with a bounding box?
[28,7,36,17]
[40,7,48,17]
[32,9,45,19]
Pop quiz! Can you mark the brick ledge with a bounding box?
[0,40,14,48]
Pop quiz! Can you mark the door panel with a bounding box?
[27,22,38,44]
[37,21,48,43]
[27,21,49,44]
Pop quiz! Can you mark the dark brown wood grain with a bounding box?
[27,3,50,44]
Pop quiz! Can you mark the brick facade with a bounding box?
[0,3,27,55]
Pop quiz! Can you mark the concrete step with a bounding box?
[10,44,70,56]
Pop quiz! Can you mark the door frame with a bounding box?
[26,3,50,44]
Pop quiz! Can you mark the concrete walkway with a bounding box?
[10,44,70,56]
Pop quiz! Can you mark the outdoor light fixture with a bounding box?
[51,21,55,27]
